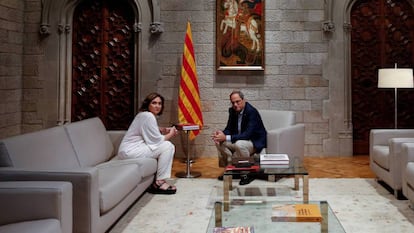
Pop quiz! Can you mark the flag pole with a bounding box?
[175,20,202,178]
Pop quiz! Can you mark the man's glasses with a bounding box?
[231,99,243,105]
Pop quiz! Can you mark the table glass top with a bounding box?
[206,200,346,233]
[224,159,308,176]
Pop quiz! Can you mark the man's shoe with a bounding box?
[218,174,242,181]
[239,174,255,185]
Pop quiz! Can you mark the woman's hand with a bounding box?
[159,127,167,135]
[169,127,178,136]
[164,126,178,140]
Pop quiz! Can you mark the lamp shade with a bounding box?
[378,68,414,88]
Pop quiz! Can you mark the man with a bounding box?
[212,90,267,184]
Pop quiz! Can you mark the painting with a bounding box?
[216,0,264,71]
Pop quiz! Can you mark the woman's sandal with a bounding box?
[147,180,177,195]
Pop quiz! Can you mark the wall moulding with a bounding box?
[40,0,162,35]
[322,0,335,33]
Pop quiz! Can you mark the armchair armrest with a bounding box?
[0,167,99,233]
[370,129,414,146]
[266,123,305,163]
[0,181,72,233]
[402,143,414,165]
[389,138,414,157]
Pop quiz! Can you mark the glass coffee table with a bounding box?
[222,162,309,211]
[206,200,345,233]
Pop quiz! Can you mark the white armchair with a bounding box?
[0,181,73,233]
[258,110,305,164]
[401,142,414,205]
[369,129,414,198]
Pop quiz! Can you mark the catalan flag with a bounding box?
[178,21,203,140]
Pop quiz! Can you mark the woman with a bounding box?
[118,92,178,194]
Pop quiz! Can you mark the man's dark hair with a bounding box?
[230,90,244,100]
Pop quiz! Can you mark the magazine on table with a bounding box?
[271,203,322,222]
[213,226,254,233]
[260,154,289,161]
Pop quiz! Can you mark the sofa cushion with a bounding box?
[98,163,140,214]
[134,158,158,178]
[0,142,12,167]
[0,127,79,169]
[0,219,62,233]
[65,117,114,167]
[108,156,157,178]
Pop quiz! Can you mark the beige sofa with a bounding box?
[0,181,72,233]
[0,117,157,233]
[369,129,414,198]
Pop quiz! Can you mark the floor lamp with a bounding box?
[378,66,414,128]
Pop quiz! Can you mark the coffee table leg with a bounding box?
[303,175,309,203]
[215,201,222,227]
[321,201,328,233]
[223,175,232,211]
[294,175,299,190]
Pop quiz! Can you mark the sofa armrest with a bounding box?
[107,130,126,154]
[266,123,305,163]
[0,168,99,233]
[370,129,414,146]
[389,138,414,156]
[0,181,72,233]
[402,143,414,165]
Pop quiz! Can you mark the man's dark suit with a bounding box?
[223,102,267,153]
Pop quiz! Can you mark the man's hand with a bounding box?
[212,130,225,144]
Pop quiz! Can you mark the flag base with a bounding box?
[175,171,201,178]
[181,158,195,163]
[175,129,202,178]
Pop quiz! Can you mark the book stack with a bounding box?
[271,203,323,222]
[232,157,255,167]
[225,164,260,172]
[173,123,200,131]
[259,154,289,168]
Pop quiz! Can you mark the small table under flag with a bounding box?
[174,123,202,178]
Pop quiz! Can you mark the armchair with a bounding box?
[0,181,72,233]
[401,142,414,206]
[369,129,414,198]
[258,110,305,164]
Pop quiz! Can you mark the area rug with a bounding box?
[108,178,414,233]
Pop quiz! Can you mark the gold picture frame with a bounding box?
[216,0,265,71]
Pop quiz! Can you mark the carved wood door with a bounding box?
[72,0,135,130]
[351,0,414,154]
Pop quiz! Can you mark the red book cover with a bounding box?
[225,165,260,172]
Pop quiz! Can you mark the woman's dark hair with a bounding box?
[139,92,165,116]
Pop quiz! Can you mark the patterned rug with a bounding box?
[108,178,414,233]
